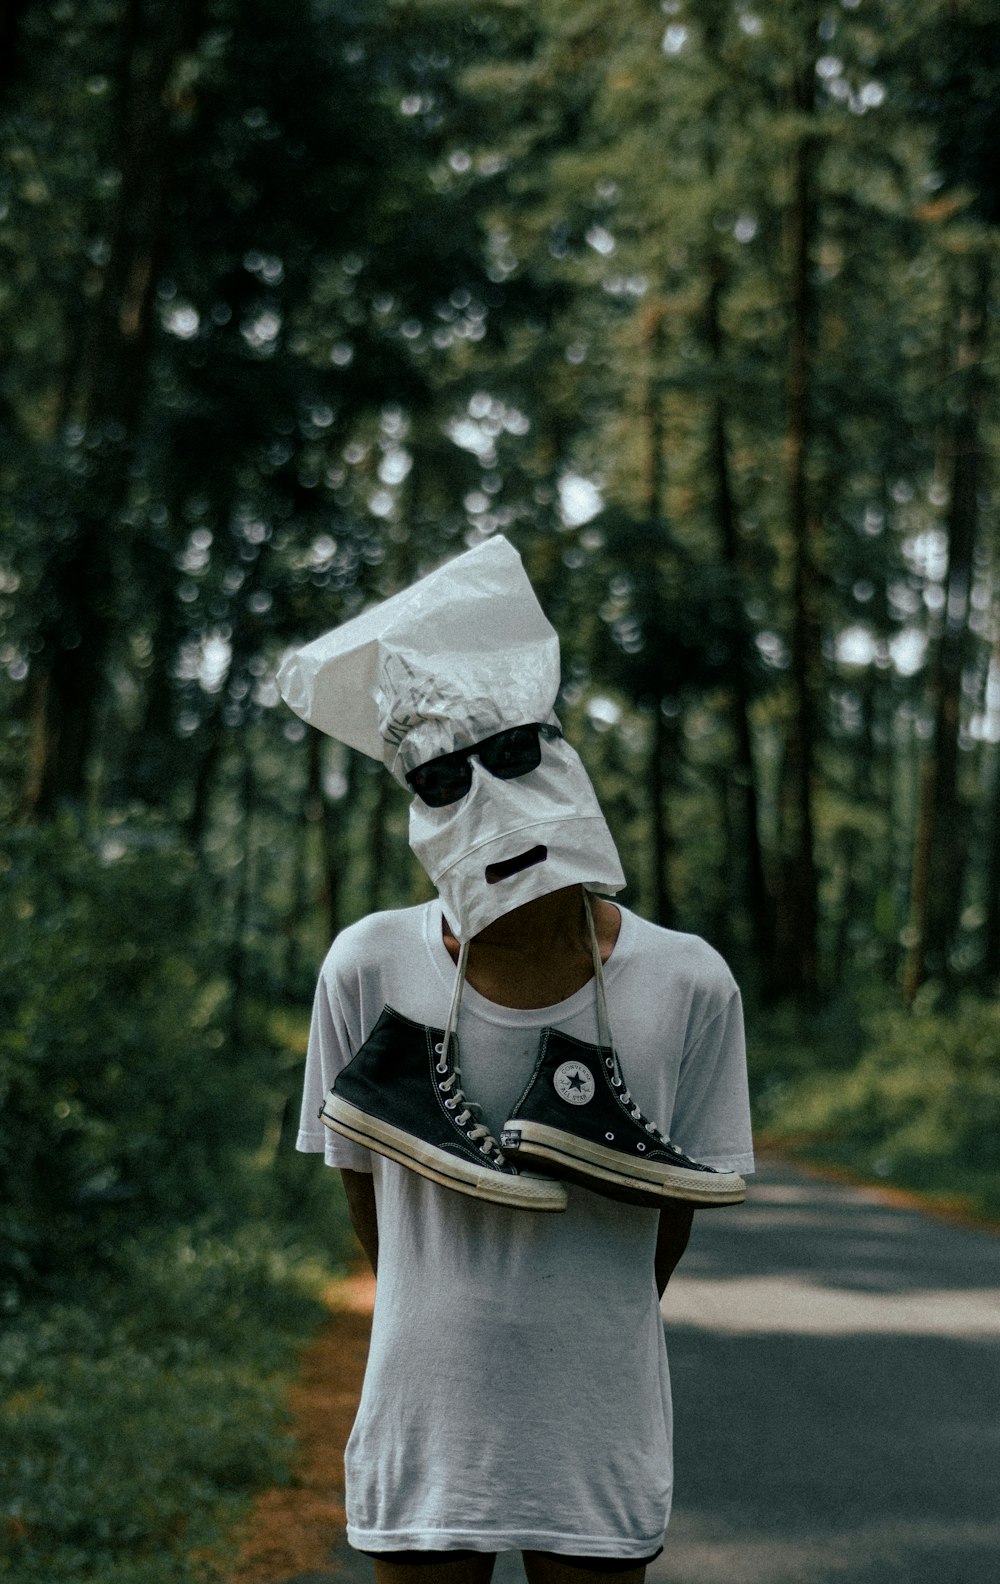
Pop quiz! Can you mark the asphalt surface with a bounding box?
[326,1158,1000,1584]
[652,1159,1000,1584]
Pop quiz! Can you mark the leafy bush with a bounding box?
[745,981,872,1117]
[761,992,1000,1214]
[0,819,304,1302]
[0,1224,336,1584]
[0,818,358,1579]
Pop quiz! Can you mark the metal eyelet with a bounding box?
[605,1057,615,1069]
[605,1131,615,1141]
[434,1041,445,1053]
[445,1098,457,1110]
[436,1064,448,1076]
[646,1122,656,1133]
[637,1142,647,1152]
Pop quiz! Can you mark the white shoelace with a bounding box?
[438,895,671,1162]
[584,894,670,1144]
[438,938,505,1161]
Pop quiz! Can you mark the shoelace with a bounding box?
[438,898,694,1167]
[434,1064,504,1158]
[611,1066,673,1143]
[438,938,507,1164]
[584,895,679,1152]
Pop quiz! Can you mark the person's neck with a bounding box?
[441,885,621,1009]
[471,885,591,953]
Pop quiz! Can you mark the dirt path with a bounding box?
[226,1271,375,1584]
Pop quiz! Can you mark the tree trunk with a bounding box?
[367,761,394,914]
[983,736,1000,987]
[23,0,207,817]
[777,47,821,1001]
[641,303,674,927]
[704,261,775,983]
[186,710,224,853]
[648,703,674,927]
[0,0,30,91]
[903,248,991,998]
[320,748,352,944]
[308,735,352,949]
[228,745,255,1054]
[282,744,319,993]
[829,827,864,989]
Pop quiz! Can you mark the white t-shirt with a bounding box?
[297,900,753,1557]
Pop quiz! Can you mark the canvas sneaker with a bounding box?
[320,1006,568,1212]
[500,1028,746,1207]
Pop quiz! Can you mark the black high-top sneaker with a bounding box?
[320,1006,568,1212]
[500,1029,746,1207]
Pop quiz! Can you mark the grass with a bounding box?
[754,1133,1000,1227]
[748,986,1000,1228]
[0,1217,347,1584]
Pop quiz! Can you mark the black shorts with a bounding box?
[361,1549,664,1571]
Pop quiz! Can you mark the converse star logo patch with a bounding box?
[553,1060,595,1106]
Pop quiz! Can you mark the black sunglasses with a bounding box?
[405,723,561,808]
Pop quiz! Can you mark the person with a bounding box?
[281,537,753,1584]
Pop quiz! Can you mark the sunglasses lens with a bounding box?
[479,725,543,780]
[407,752,473,808]
[407,725,554,806]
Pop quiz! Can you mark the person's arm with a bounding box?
[341,1168,379,1275]
[655,1201,694,1297]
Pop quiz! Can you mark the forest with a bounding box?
[1,2,999,1579]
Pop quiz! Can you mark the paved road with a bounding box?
[652,1159,1000,1584]
[504,1159,999,1584]
[328,1158,1000,1584]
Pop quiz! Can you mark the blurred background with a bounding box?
[2,3,999,1578]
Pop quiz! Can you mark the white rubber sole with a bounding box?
[505,1120,747,1206]
[321,1095,568,1212]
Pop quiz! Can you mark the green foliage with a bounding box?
[746,980,872,1104]
[4,0,1000,1004]
[0,813,351,1582]
[0,1224,335,1584]
[0,818,318,1302]
[1,0,998,1248]
[756,991,1000,1218]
